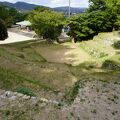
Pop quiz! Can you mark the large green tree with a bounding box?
[88,0,120,13]
[68,0,120,42]
[88,0,106,12]
[0,5,27,27]
[105,0,120,13]
[29,9,65,43]
[105,0,120,29]
[9,8,27,24]
[68,11,113,42]
[0,5,13,27]
[88,0,120,29]
[0,19,8,40]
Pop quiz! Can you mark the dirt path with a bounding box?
[34,43,91,66]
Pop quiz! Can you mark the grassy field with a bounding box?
[0,32,120,94]
[0,32,120,120]
[0,40,79,99]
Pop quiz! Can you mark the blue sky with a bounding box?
[0,0,89,8]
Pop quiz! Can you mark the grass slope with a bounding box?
[0,32,120,120]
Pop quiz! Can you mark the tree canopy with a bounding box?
[9,8,27,24]
[68,11,113,42]
[0,5,27,27]
[29,9,65,43]
[0,19,8,40]
[88,0,106,12]
[0,5,13,27]
[68,0,120,42]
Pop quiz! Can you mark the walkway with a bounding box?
[0,31,35,44]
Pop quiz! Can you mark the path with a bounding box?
[0,31,35,44]
[34,43,91,66]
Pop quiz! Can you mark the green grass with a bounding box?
[80,43,108,58]
[0,32,120,98]
[65,80,85,104]
[1,41,46,63]
[0,32,120,120]
[0,66,54,91]
[0,41,76,94]
[16,87,36,97]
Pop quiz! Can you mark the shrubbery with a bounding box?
[16,87,36,97]
[0,19,8,40]
[102,60,120,70]
[112,41,120,49]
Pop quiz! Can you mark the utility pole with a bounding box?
[69,0,71,17]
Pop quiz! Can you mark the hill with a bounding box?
[54,6,86,13]
[0,1,86,13]
[0,1,38,10]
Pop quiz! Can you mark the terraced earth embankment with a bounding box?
[0,32,120,120]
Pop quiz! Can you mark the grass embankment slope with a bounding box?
[0,32,120,120]
[0,41,75,97]
[0,32,120,96]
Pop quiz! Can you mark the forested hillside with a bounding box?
[0,1,86,13]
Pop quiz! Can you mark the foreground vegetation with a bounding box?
[0,31,120,94]
[0,32,120,119]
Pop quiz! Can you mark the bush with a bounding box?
[0,19,8,40]
[16,87,36,97]
[112,41,120,49]
[102,60,120,70]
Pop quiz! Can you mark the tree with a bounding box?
[9,8,28,24]
[29,10,65,43]
[0,19,8,40]
[88,0,120,12]
[0,5,27,27]
[34,6,50,12]
[88,0,120,30]
[0,5,13,27]
[68,11,113,42]
[105,0,120,14]
[115,15,120,29]
[88,0,106,12]
[68,0,120,42]
[105,0,120,30]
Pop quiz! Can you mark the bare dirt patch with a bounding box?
[34,43,91,66]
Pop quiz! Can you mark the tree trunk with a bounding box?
[46,38,53,44]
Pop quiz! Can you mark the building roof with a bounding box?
[16,20,31,26]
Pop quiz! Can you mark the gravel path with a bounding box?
[0,31,35,44]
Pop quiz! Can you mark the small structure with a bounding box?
[16,20,32,32]
[58,27,70,43]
